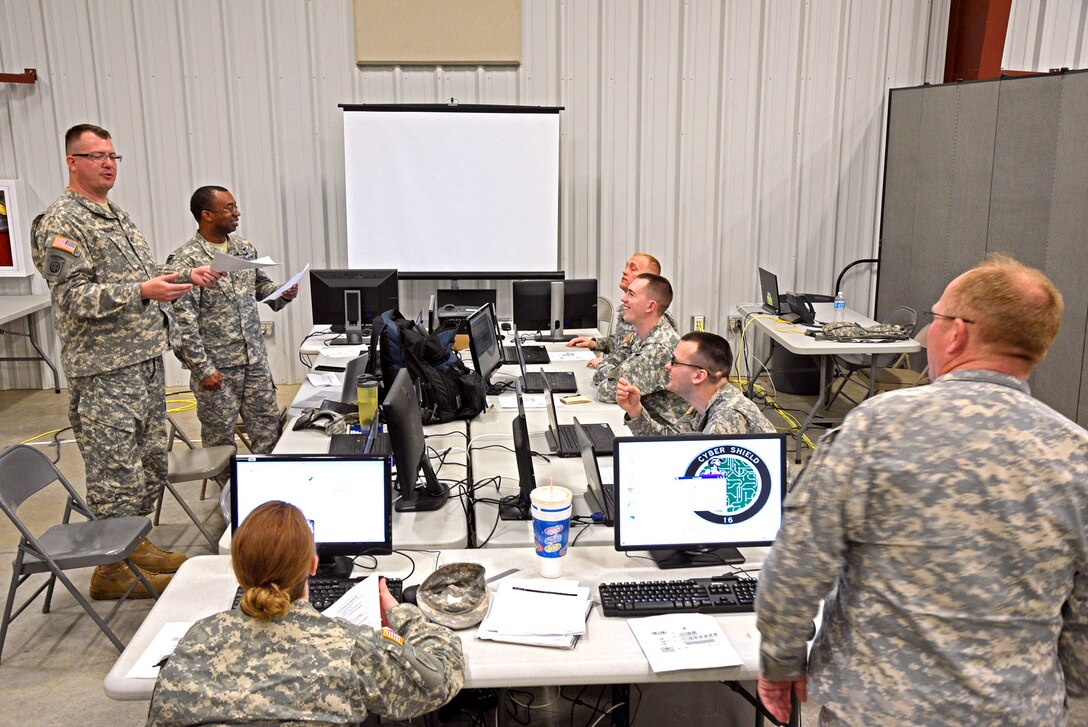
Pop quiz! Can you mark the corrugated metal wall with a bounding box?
[1004,0,1088,72]
[0,0,949,389]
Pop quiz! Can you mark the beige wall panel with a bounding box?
[354,0,520,66]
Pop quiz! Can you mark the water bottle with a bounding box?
[356,374,379,428]
[833,291,846,322]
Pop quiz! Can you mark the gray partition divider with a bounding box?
[878,70,1088,426]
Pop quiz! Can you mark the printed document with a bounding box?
[322,575,381,630]
[210,251,278,272]
[261,263,310,303]
[125,621,193,679]
[628,613,742,672]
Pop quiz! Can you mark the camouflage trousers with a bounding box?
[68,357,168,519]
[190,362,280,454]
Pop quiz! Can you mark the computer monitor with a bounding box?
[310,269,399,344]
[758,267,781,315]
[466,303,502,388]
[499,380,536,521]
[231,454,392,578]
[613,433,787,569]
[381,368,448,512]
[561,278,598,328]
[512,279,598,341]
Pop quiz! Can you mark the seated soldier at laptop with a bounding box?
[616,331,776,436]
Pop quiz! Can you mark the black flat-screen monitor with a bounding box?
[613,433,787,569]
[466,303,502,387]
[382,368,447,512]
[500,380,536,521]
[512,278,598,338]
[231,454,392,577]
[310,269,399,343]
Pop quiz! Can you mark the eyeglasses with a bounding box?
[71,152,122,164]
[923,309,975,325]
[669,356,705,371]
[205,205,239,214]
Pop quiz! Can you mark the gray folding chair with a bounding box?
[828,306,918,406]
[596,296,614,337]
[154,415,235,547]
[0,444,160,661]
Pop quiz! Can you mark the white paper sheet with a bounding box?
[125,621,194,679]
[260,263,309,303]
[628,613,742,672]
[479,579,589,637]
[210,251,278,272]
[549,349,596,361]
[307,372,340,387]
[317,348,360,359]
[321,575,381,630]
[498,393,547,410]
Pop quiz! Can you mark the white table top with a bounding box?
[470,406,631,548]
[105,546,770,700]
[0,293,51,325]
[739,303,920,356]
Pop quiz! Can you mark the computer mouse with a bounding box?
[401,585,419,605]
[441,303,457,312]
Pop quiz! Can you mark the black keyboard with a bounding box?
[232,576,403,613]
[521,370,577,394]
[598,575,757,617]
[329,432,392,456]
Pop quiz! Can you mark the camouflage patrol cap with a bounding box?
[416,562,489,630]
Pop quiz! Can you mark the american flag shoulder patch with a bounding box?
[51,236,78,254]
[381,626,404,646]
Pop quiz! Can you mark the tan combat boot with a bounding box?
[89,562,172,600]
[130,538,188,574]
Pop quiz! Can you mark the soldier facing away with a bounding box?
[755,254,1088,726]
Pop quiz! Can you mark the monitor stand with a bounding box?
[536,331,576,343]
[651,546,745,569]
[395,485,447,512]
[315,554,355,579]
[499,496,531,521]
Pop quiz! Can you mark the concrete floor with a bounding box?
[0,378,1084,725]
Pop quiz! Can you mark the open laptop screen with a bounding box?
[758,267,781,315]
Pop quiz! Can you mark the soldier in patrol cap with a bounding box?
[615,331,776,436]
[32,124,222,600]
[567,252,676,368]
[594,273,688,427]
[167,185,298,454]
[147,501,465,725]
[755,254,1088,726]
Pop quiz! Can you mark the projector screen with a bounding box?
[342,105,561,276]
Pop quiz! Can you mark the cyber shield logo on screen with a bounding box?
[682,445,771,525]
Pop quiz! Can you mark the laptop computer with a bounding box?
[515,334,577,394]
[541,376,615,456]
[574,418,614,525]
[758,267,781,315]
[321,353,370,414]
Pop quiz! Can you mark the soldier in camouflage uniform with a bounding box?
[755,255,1088,726]
[595,273,688,427]
[166,186,298,454]
[32,125,221,600]
[617,331,776,436]
[148,501,464,725]
[567,252,676,368]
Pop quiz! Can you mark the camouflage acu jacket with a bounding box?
[756,369,1088,726]
[166,233,289,381]
[32,190,175,377]
[627,382,776,436]
[596,318,688,426]
[147,599,465,726]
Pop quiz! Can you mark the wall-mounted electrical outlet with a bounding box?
[728,315,741,334]
[691,315,705,332]
[260,321,274,338]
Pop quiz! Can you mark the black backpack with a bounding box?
[367,310,485,424]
